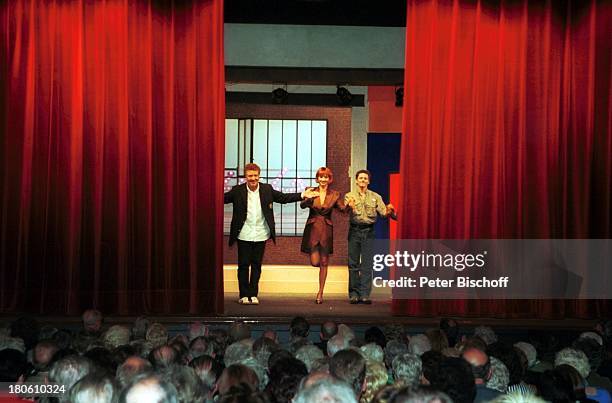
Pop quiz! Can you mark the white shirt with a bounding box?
[238,184,271,242]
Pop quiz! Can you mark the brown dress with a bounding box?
[300,188,346,254]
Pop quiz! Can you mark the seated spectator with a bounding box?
[149,345,180,369]
[293,379,357,403]
[160,364,207,403]
[428,357,476,403]
[440,318,460,347]
[295,344,325,372]
[315,321,338,354]
[360,343,384,363]
[539,364,595,403]
[102,325,131,350]
[462,347,503,402]
[573,336,612,392]
[190,355,222,395]
[373,385,452,403]
[330,349,366,400]
[262,329,278,343]
[361,361,388,403]
[392,352,422,388]
[408,334,432,356]
[229,321,251,343]
[556,348,611,403]
[265,357,308,403]
[328,334,350,357]
[487,356,510,393]
[68,373,119,403]
[116,356,153,388]
[28,339,59,382]
[49,355,93,402]
[384,340,409,370]
[474,326,498,346]
[365,326,387,349]
[146,323,169,349]
[216,364,260,396]
[219,383,270,403]
[81,309,103,337]
[120,373,178,403]
[131,316,150,340]
[0,349,28,382]
[253,336,280,370]
[426,329,450,352]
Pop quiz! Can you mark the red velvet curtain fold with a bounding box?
[0,0,225,315]
[395,0,612,318]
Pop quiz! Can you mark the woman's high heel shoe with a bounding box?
[315,294,323,304]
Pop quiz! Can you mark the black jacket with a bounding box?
[224,183,303,245]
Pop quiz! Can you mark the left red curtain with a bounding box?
[0,0,225,315]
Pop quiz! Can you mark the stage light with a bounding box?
[395,86,404,107]
[336,86,353,106]
[272,87,289,104]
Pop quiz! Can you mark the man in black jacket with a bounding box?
[224,163,318,305]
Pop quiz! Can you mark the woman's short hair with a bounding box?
[315,167,333,184]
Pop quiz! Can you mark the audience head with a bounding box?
[68,373,119,403]
[361,361,389,403]
[425,329,449,352]
[189,354,222,391]
[188,321,208,341]
[290,316,310,339]
[160,364,207,403]
[514,342,537,369]
[0,349,28,382]
[573,336,604,373]
[33,339,59,370]
[486,356,510,393]
[321,321,339,341]
[82,309,103,334]
[385,339,409,368]
[328,334,350,357]
[360,342,384,363]
[462,347,491,383]
[329,349,367,398]
[132,316,150,340]
[229,321,251,343]
[296,344,325,372]
[266,356,308,403]
[146,323,169,348]
[392,352,422,387]
[149,345,179,369]
[440,318,459,347]
[120,373,178,403]
[408,334,432,356]
[365,326,387,348]
[428,357,476,403]
[103,325,131,350]
[116,356,153,388]
[293,378,358,403]
[554,347,590,378]
[473,326,497,345]
[262,328,278,342]
[50,355,93,400]
[216,363,260,395]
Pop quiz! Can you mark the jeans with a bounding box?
[348,225,375,298]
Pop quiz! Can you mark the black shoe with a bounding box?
[359,298,372,305]
[349,296,359,304]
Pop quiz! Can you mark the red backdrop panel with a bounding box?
[395,0,612,318]
[0,0,225,315]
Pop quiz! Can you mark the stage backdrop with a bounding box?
[0,0,225,315]
[396,0,612,318]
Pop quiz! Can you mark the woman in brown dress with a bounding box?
[301,167,346,304]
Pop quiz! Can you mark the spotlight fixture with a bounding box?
[395,86,404,107]
[272,87,289,104]
[336,86,353,106]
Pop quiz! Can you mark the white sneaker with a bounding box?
[250,296,259,305]
[238,297,251,305]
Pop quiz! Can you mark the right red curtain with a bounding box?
[395,0,612,318]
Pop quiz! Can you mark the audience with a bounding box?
[2,310,612,403]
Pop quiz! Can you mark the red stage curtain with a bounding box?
[0,0,225,315]
[396,0,612,318]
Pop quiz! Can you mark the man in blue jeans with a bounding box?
[345,169,396,304]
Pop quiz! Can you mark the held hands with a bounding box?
[303,188,320,199]
[346,195,356,209]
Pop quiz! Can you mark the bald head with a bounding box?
[462,348,490,383]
